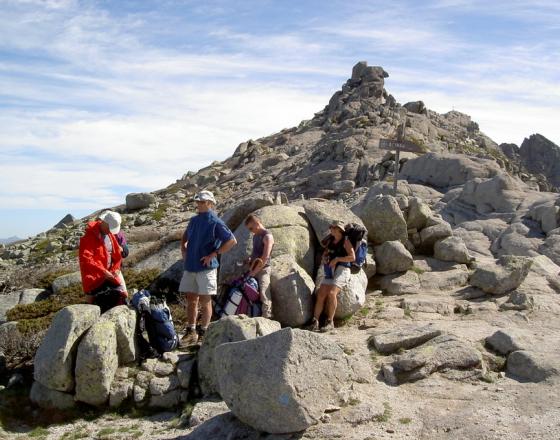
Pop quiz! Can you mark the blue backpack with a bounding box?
[353,240,368,269]
[132,290,178,353]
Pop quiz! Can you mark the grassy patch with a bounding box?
[151,203,169,222]
[403,308,412,318]
[97,427,117,438]
[375,402,392,422]
[358,306,371,317]
[7,284,84,330]
[122,268,161,291]
[348,397,360,406]
[36,269,73,290]
[398,417,412,424]
[410,265,425,275]
[59,429,90,440]
[28,426,49,437]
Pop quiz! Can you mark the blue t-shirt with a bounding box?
[183,211,234,272]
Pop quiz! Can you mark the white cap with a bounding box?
[99,210,122,234]
[194,190,217,204]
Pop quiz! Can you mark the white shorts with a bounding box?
[179,269,218,295]
[321,266,351,289]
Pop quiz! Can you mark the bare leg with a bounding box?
[186,292,199,327]
[198,295,213,328]
[325,286,341,322]
[314,285,328,320]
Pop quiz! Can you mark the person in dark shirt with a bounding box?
[244,214,274,318]
[179,191,237,346]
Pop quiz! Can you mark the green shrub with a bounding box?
[151,203,169,222]
[6,284,85,345]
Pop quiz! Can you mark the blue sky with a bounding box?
[1,0,559,237]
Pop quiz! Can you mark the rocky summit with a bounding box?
[1,62,560,439]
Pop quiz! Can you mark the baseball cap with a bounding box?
[194,190,217,204]
[99,211,122,234]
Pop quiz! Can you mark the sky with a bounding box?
[1,0,559,238]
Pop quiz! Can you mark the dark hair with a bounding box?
[244,214,261,225]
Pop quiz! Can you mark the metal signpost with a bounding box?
[379,118,424,195]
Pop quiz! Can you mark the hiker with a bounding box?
[180,190,237,346]
[244,214,275,318]
[79,210,127,308]
[309,220,355,332]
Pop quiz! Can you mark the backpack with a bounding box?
[344,223,368,270]
[132,290,178,354]
[216,276,262,318]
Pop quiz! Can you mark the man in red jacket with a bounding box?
[79,210,127,304]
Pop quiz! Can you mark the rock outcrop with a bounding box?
[197,315,281,396]
[215,328,355,434]
[34,304,100,392]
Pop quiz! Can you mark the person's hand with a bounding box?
[329,258,338,270]
[201,252,217,267]
[104,270,119,285]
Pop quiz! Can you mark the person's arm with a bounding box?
[201,237,237,267]
[329,239,356,268]
[180,226,189,259]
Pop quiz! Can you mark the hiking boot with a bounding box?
[320,320,335,333]
[306,318,320,332]
[180,328,198,347]
[197,326,207,345]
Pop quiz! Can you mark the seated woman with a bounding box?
[310,220,356,332]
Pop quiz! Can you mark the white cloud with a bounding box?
[0,0,559,236]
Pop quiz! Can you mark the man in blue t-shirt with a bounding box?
[179,190,237,346]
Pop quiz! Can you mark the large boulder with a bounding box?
[400,153,500,188]
[352,194,407,244]
[34,304,100,392]
[126,192,156,210]
[434,236,471,264]
[485,329,533,355]
[374,241,413,274]
[303,199,366,242]
[53,213,76,229]
[379,271,421,295]
[30,381,75,410]
[101,305,137,365]
[220,192,276,231]
[269,254,315,327]
[371,324,442,354]
[315,266,367,319]
[51,271,82,294]
[220,205,315,282]
[469,255,533,295]
[198,315,281,396]
[382,334,482,385]
[0,291,23,324]
[419,221,453,253]
[75,319,119,406]
[507,350,560,383]
[406,197,432,230]
[457,174,527,214]
[215,328,354,434]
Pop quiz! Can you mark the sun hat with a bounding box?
[329,220,347,233]
[194,190,217,204]
[99,211,122,234]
